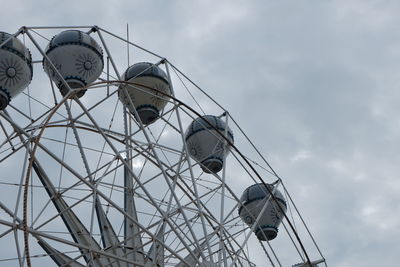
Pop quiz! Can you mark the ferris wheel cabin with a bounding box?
[185,115,234,174]
[239,183,287,241]
[0,32,32,109]
[43,30,104,98]
[118,62,172,125]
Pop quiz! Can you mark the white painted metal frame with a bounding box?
[0,25,327,267]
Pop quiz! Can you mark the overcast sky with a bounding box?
[1,0,400,266]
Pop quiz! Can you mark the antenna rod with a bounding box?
[127,23,130,67]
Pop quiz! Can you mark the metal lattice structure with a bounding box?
[0,26,326,267]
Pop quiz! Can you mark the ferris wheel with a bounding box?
[0,26,327,267]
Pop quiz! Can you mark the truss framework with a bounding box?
[0,25,326,267]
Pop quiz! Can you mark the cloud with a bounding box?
[1,0,400,266]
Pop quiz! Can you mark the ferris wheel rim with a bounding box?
[0,25,327,267]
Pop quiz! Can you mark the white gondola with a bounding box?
[118,62,171,125]
[239,183,287,241]
[185,115,233,174]
[0,32,33,109]
[43,30,103,98]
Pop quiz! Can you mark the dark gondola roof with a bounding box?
[240,183,286,206]
[45,30,103,57]
[185,115,234,142]
[0,32,32,62]
[124,62,169,84]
